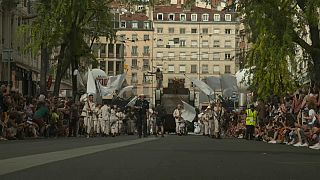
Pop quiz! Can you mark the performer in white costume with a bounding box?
[115,108,125,135]
[93,103,102,135]
[110,106,118,137]
[173,104,182,134]
[100,102,110,136]
[82,94,95,138]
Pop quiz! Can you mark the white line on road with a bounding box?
[0,137,158,176]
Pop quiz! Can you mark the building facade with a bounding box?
[117,13,154,99]
[0,0,40,95]
[153,4,240,91]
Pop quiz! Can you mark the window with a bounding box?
[100,61,106,71]
[132,34,138,41]
[157,65,163,71]
[156,52,163,58]
[180,14,186,21]
[213,53,220,60]
[214,14,220,21]
[202,52,209,60]
[225,14,232,21]
[179,65,186,73]
[143,46,150,56]
[143,59,149,70]
[225,65,231,73]
[202,40,209,47]
[143,87,150,95]
[191,65,197,73]
[180,40,186,47]
[169,27,174,33]
[157,28,163,34]
[168,65,175,73]
[168,13,175,21]
[100,44,106,54]
[144,22,150,29]
[225,29,231,34]
[214,29,220,34]
[168,52,175,60]
[180,52,186,60]
[118,34,126,42]
[168,40,174,46]
[213,40,220,47]
[191,14,197,21]
[202,14,209,21]
[202,65,208,74]
[180,28,186,34]
[157,39,163,47]
[225,53,231,60]
[131,73,138,83]
[157,13,163,20]
[213,65,220,74]
[144,34,150,41]
[132,22,138,29]
[132,46,138,56]
[191,28,197,34]
[191,40,197,47]
[225,40,232,48]
[191,52,198,60]
[132,59,138,69]
[202,28,208,34]
[120,21,126,28]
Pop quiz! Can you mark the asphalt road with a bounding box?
[0,135,319,180]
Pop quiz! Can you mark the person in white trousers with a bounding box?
[173,104,182,134]
[93,103,102,136]
[82,94,95,138]
[100,103,110,136]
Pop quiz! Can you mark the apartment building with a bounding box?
[94,12,154,99]
[0,0,40,95]
[153,4,240,90]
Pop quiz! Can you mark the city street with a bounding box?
[0,135,319,180]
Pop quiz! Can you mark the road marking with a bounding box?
[0,137,158,175]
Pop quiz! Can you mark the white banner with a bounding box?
[86,68,96,95]
[99,74,126,96]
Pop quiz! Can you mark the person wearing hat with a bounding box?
[82,94,96,138]
[134,94,149,138]
[245,104,257,140]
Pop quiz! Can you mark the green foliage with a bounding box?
[240,0,320,99]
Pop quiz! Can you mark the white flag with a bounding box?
[126,96,138,107]
[192,79,214,96]
[181,101,196,122]
[118,85,134,97]
[86,68,96,95]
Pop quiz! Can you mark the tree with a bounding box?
[239,0,320,98]
[20,0,115,98]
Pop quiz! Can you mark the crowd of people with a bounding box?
[0,85,167,140]
[1,83,319,151]
[225,87,320,150]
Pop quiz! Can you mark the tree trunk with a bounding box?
[311,52,320,87]
[39,43,49,95]
[53,43,67,96]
